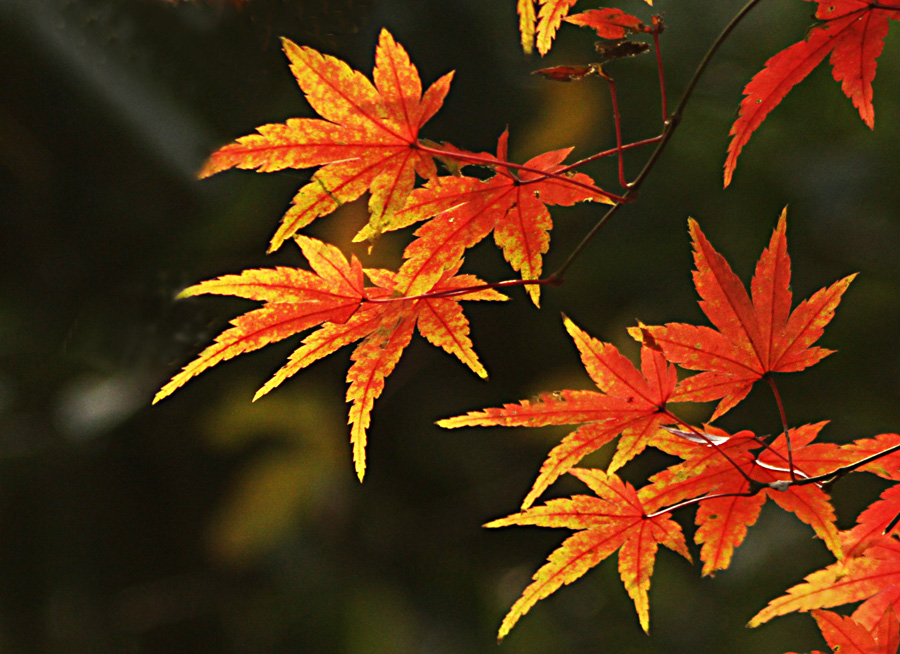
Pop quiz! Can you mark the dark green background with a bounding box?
[2,0,899,651]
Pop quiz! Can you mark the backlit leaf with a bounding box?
[724,0,900,186]
[487,469,688,639]
[440,316,683,508]
[155,238,505,481]
[199,29,453,251]
[633,209,855,420]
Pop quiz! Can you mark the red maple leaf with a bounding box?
[842,484,900,557]
[439,315,683,508]
[564,8,649,38]
[198,29,453,252]
[747,437,900,631]
[785,608,900,654]
[485,468,690,638]
[644,423,843,575]
[838,432,900,482]
[724,0,900,186]
[632,209,855,420]
[750,535,900,630]
[356,130,612,305]
[154,236,506,481]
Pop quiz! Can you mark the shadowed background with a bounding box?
[1,0,899,652]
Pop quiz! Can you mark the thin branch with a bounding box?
[644,487,763,520]
[647,442,900,517]
[549,136,663,178]
[361,276,561,304]
[413,141,627,203]
[765,376,795,480]
[776,443,900,490]
[550,0,767,280]
[597,70,630,189]
[651,22,668,124]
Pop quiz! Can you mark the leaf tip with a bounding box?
[723,165,734,189]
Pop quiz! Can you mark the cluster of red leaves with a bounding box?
[750,435,900,630]
[437,209,898,640]
[154,29,610,480]
[153,4,900,647]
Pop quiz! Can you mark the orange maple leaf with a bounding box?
[843,483,900,557]
[724,0,900,186]
[785,608,900,654]
[747,437,900,631]
[486,468,689,638]
[644,423,843,575]
[199,29,453,252]
[564,8,648,38]
[750,535,900,630]
[838,432,900,482]
[154,236,506,481]
[439,315,684,508]
[356,130,612,305]
[633,209,855,421]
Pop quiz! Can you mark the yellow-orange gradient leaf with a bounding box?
[199,29,453,251]
[487,469,688,639]
[156,242,505,481]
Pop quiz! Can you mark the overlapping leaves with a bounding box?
[442,211,863,636]
[161,29,609,480]
[155,9,900,650]
[356,130,612,305]
[154,235,506,481]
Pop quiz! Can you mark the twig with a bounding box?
[550,0,767,281]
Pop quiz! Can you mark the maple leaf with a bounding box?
[486,468,689,639]
[564,8,648,38]
[750,532,900,630]
[198,29,454,252]
[154,236,506,481]
[439,315,683,508]
[843,484,900,557]
[786,608,900,654]
[153,235,366,400]
[838,433,900,481]
[632,209,855,421]
[761,459,900,631]
[355,130,612,305]
[724,0,900,186]
[644,423,842,575]
[533,64,601,82]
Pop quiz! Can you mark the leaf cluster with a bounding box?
[153,1,900,650]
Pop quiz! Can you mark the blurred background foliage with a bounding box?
[1,0,899,652]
